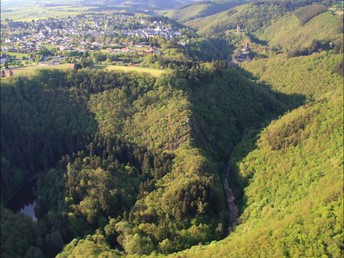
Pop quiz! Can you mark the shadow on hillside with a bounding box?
[173,65,306,227]
[235,65,306,109]
[1,70,99,203]
[247,33,269,46]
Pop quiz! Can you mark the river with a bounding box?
[222,162,238,231]
[6,180,37,221]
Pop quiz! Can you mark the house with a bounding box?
[0,54,8,64]
[232,53,251,64]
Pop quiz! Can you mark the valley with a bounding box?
[1,0,343,257]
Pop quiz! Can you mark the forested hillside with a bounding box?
[181,0,342,55]
[51,56,343,257]
[185,2,288,35]
[160,2,343,255]
[1,65,290,257]
[165,0,244,23]
[259,9,343,56]
[1,0,343,257]
[166,88,343,258]
[241,52,343,99]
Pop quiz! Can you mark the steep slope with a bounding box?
[81,0,195,9]
[166,88,343,257]
[165,0,244,23]
[259,9,343,55]
[165,2,211,22]
[154,12,343,254]
[241,52,343,99]
[52,87,343,258]
[184,2,288,35]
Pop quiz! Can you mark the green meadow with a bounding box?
[105,65,165,77]
[4,64,164,78]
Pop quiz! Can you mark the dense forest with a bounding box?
[1,65,292,257]
[1,0,343,257]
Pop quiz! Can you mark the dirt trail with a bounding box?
[222,162,239,231]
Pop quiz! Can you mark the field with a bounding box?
[1,5,91,21]
[9,64,73,77]
[3,64,164,78]
[104,65,164,77]
[6,52,30,59]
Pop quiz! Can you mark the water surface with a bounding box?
[7,180,37,221]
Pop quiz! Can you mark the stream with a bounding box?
[222,162,239,231]
[6,179,37,221]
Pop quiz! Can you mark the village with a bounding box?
[1,16,253,78]
[0,13,189,77]
[1,13,183,53]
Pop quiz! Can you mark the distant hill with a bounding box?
[172,0,342,37]
[165,0,246,23]
[2,0,199,9]
[182,2,290,35]
[259,9,343,55]
[80,0,198,9]
[242,52,343,99]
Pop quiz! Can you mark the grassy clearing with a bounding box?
[105,65,164,77]
[6,52,30,59]
[5,64,164,78]
[9,64,73,77]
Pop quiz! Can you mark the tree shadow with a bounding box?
[247,33,269,46]
[173,65,306,225]
[1,68,176,257]
[1,70,99,204]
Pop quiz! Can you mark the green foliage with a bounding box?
[56,234,121,258]
[1,61,291,257]
[265,108,317,150]
[0,207,41,258]
[55,64,290,256]
[1,70,97,203]
[2,16,342,255]
[260,10,343,54]
[166,1,242,24]
[184,38,231,61]
[123,233,155,255]
[295,4,327,25]
[165,2,211,23]
[186,3,288,36]
[167,89,343,258]
[242,52,343,99]
[332,59,343,76]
